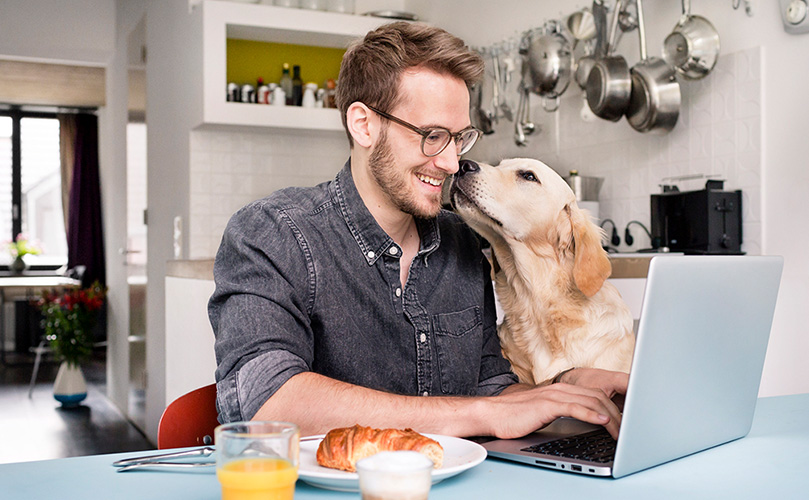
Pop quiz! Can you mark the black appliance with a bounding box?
[650,180,744,255]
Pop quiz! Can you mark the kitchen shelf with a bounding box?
[195,0,386,132]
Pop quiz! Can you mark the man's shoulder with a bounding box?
[240,180,334,218]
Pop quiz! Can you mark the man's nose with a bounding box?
[456,159,479,176]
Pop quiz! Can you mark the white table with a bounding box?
[2,394,808,499]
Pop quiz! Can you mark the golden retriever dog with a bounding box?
[450,158,635,384]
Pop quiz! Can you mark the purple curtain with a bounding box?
[66,113,106,287]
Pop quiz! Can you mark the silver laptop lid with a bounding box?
[612,255,783,478]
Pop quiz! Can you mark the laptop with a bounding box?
[483,255,783,478]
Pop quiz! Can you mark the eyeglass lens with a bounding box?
[422,128,480,157]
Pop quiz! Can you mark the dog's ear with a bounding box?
[567,203,611,297]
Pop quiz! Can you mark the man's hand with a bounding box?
[484,381,623,440]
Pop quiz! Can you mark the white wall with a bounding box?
[0,0,115,66]
[407,0,809,398]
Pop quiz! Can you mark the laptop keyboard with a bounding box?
[521,428,616,463]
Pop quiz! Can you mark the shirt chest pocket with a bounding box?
[432,306,483,395]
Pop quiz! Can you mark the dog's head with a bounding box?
[450,158,610,297]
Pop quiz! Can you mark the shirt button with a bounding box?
[422,391,429,397]
[389,246,398,255]
[367,251,375,259]
[395,288,402,297]
[420,333,426,343]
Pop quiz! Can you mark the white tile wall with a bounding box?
[188,129,350,258]
[473,47,762,254]
[188,48,762,258]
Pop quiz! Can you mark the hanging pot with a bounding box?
[586,0,631,122]
[662,0,720,80]
[53,361,88,407]
[523,21,572,101]
[574,0,608,90]
[626,0,681,133]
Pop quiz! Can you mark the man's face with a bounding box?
[368,67,472,219]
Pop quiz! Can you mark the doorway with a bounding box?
[125,16,148,431]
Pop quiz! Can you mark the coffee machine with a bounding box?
[650,179,744,254]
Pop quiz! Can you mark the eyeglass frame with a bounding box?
[365,104,482,157]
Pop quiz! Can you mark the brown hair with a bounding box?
[336,22,484,147]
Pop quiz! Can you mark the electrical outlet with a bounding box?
[780,0,809,33]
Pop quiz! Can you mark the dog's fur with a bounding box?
[451,158,635,384]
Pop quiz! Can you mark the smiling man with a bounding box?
[209,22,626,440]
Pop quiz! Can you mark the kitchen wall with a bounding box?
[188,129,349,258]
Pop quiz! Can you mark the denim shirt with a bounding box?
[209,161,517,423]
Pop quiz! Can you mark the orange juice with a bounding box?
[217,457,298,500]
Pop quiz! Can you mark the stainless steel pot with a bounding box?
[586,0,631,122]
[626,0,681,133]
[574,0,607,89]
[663,0,720,80]
[523,21,572,100]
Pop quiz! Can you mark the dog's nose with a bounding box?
[457,159,479,176]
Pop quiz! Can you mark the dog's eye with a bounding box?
[519,171,540,183]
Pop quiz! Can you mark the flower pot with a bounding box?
[10,256,27,274]
[53,361,87,407]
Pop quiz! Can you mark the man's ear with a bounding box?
[346,102,374,149]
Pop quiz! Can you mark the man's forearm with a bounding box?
[252,372,491,437]
[252,369,626,440]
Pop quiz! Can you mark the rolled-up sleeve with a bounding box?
[208,200,314,422]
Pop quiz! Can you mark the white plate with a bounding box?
[298,434,486,492]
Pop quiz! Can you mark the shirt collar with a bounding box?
[333,160,441,265]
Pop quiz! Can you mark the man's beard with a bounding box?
[368,127,443,219]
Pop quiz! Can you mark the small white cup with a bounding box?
[356,451,433,500]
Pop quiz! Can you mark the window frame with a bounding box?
[0,106,62,241]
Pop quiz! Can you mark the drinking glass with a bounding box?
[356,451,433,500]
[215,421,300,500]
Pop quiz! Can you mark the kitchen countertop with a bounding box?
[165,260,214,280]
[166,253,666,282]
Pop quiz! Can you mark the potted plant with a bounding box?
[7,233,42,274]
[36,281,107,406]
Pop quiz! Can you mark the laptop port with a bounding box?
[571,465,582,472]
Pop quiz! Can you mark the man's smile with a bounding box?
[415,172,444,187]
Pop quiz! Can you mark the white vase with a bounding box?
[53,361,87,407]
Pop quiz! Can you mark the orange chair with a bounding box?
[157,383,220,449]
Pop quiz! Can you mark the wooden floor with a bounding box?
[0,351,154,465]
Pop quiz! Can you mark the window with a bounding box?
[0,109,67,266]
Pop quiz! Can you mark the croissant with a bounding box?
[315,424,444,472]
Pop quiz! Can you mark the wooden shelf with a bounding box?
[195,0,386,131]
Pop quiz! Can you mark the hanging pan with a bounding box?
[626,0,681,133]
[662,0,720,80]
[586,0,631,122]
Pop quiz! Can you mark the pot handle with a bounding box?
[606,0,624,55]
[636,0,647,60]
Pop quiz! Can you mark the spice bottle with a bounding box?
[280,63,293,105]
[292,65,303,106]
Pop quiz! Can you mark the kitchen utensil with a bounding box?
[586,0,631,122]
[514,81,530,146]
[618,0,638,32]
[470,81,494,135]
[575,0,608,89]
[626,0,681,133]
[523,21,573,101]
[663,0,720,80]
[567,8,597,41]
[492,51,514,121]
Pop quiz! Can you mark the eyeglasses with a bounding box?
[366,104,481,157]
